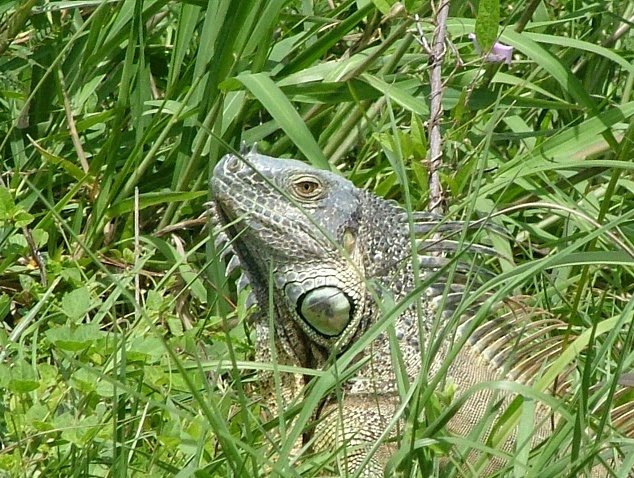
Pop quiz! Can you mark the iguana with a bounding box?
[209,149,632,477]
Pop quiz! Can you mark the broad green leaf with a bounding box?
[514,397,535,477]
[127,336,164,363]
[73,74,106,113]
[144,100,197,118]
[33,0,121,12]
[0,187,14,220]
[13,210,33,228]
[71,369,97,394]
[46,324,103,352]
[0,362,39,393]
[59,414,100,446]
[25,403,53,432]
[61,287,93,320]
[499,29,598,113]
[168,3,201,87]
[477,102,634,197]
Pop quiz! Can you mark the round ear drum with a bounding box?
[298,286,353,337]
[343,229,356,256]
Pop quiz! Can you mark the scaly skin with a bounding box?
[210,150,628,477]
[212,151,428,475]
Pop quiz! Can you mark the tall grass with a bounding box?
[1,0,633,476]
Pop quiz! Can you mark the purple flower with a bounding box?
[469,33,514,65]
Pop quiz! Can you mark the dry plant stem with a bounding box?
[59,68,90,173]
[426,0,450,215]
[605,14,634,47]
[22,225,47,286]
[155,215,208,237]
[0,0,38,56]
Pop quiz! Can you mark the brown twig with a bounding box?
[155,215,208,237]
[58,68,90,174]
[424,0,450,215]
[22,226,47,287]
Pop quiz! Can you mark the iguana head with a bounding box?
[210,150,370,351]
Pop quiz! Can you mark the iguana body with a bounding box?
[209,150,629,476]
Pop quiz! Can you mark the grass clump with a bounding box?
[1,0,634,476]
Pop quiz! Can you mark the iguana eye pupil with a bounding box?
[298,286,352,337]
[299,181,316,192]
[291,177,323,199]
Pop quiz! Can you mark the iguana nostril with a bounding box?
[298,286,352,337]
[225,155,242,173]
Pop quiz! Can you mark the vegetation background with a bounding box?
[1,0,634,476]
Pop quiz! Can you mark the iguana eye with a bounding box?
[291,176,323,200]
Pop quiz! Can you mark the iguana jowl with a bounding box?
[209,150,630,477]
